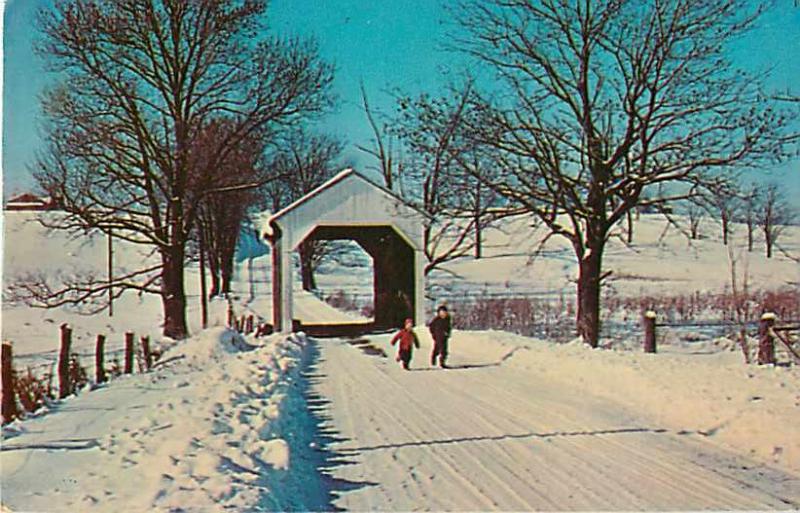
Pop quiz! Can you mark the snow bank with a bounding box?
[176,326,256,361]
[1,330,309,512]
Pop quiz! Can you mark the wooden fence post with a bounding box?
[758,312,776,365]
[58,323,72,398]
[96,334,107,384]
[227,302,234,328]
[2,343,18,424]
[141,336,152,371]
[124,332,134,374]
[643,311,657,353]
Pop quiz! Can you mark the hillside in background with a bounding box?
[3,210,798,363]
[312,212,800,301]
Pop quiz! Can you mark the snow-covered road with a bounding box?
[312,333,800,510]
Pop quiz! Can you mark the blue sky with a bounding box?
[2,0,799,198]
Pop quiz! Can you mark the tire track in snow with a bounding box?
[343,351,499,509]
[319,341,607,510]
[454,363,795,509]
[315,341,500,510]
[374,360,540,510]
[366,349,673,510]
[440,358,794,509]
[440,367,715,508]
[418,339,796,509]
[387,359,651,510]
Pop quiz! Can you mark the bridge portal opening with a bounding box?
[301,225,416,333]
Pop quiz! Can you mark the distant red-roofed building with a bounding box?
[4,193,59,211]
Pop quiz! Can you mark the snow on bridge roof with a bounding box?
[265,168,427,251]
[269,168,427,221]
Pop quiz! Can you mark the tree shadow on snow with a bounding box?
[338,426,670,453]
[255,339,376,512]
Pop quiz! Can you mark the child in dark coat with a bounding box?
[428,305,452,368]
[390,318,420,370]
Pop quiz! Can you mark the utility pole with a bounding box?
[199,229,209,329]
[108,229,114,317]
[474,180,482,259]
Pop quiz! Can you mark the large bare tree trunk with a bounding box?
[208,252,221,298]
[576,241,604,348]
[722,213,730,246]
[221,251,235,295]
[199,232,208,329]
[626,210,634,244]
[161,246,188,339]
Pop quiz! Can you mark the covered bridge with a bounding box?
[265,169,426,334]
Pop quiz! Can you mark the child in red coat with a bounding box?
[390,318,420,370]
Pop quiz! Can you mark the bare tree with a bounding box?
[264,130,344,290]
[459,154,501,259]
[33,0,334,338]
[453,0,790,346]
[191,120,271,298]
[391,81,506,273]
[701,182,741,246]
[625,210,635,244]
[357,83,404,190]
[758,183,795,259]
[774,91,800,144]
[684,200,705,241]
[740,185,759,252]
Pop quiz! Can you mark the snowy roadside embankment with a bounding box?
[1,328,309,512]
[441,330,800,475]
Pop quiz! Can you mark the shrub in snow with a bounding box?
[14,368,54,414]
[68,354,88,392]
[450,296,574,340]
[604,287,799,323]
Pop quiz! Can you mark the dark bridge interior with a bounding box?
[299,225,416,337]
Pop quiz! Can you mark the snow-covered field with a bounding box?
[2,209,799,511]
[312,213,800,302]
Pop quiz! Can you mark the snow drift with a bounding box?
[1,329,308,512]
